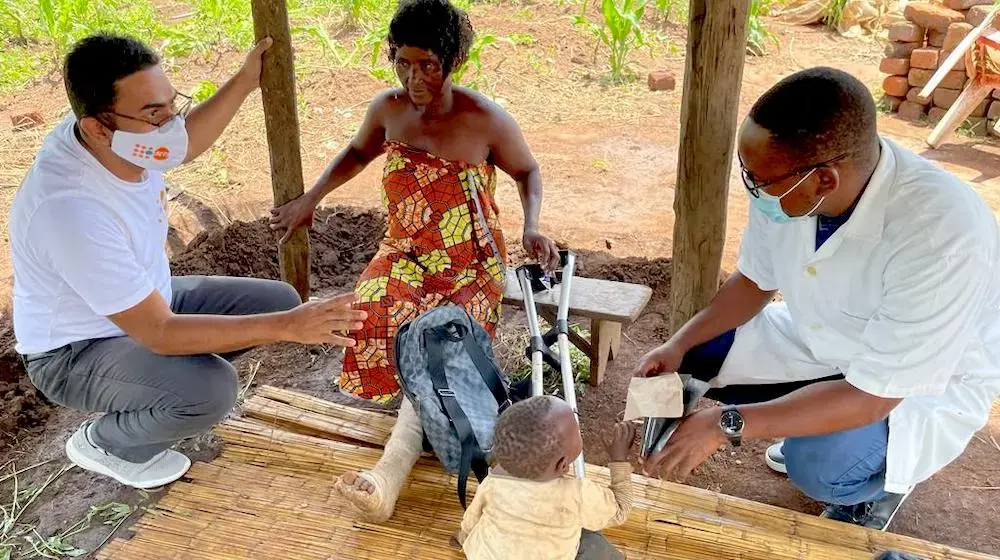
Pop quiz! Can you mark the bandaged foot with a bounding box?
[335,398,423,523]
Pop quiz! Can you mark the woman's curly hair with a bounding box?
[387,0,475,77]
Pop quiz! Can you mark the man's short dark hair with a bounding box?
[387,0,475,77]
[748,67,877,163]
[64,34,160,119]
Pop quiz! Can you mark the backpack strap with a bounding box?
[424,324,488,509]
[459,317,512,414]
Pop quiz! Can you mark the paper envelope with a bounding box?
[623,373,684,421]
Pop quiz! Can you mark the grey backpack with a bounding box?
[393,305,512,508]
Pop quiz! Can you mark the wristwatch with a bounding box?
[719,406,745,447]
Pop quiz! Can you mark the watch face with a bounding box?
[721,410,744,434]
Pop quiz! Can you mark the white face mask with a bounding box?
[110,115,189,171]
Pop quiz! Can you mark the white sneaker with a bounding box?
[65,422,191,489]
[765,441,787,474]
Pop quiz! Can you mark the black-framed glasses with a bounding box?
[104,91,194,128]
[739,153,848,198]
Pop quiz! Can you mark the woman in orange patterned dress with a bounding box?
[269,0,559,522]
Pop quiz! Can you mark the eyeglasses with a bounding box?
[739,153,848,198]
[103,91,194,128]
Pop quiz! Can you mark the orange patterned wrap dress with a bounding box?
[339,141,508,404]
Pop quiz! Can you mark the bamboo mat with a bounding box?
[96,387,998,560]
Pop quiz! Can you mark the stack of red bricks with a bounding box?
[879,0,999,133]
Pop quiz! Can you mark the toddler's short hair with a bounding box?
[492,396,565,479]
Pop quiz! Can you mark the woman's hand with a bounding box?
[270,192,318,244]
[522,230,560,272]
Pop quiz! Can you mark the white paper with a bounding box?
[623,374,684,421]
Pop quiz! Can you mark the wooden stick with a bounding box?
[250,0,310,300]
[670,0,749,333]
[918,5,998,100]
[926,82,992,148]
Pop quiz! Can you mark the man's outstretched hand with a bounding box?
[282,292,367,347]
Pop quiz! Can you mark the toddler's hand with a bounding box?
[605,421,637,462]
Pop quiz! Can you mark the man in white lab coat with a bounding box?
[638,67,1000,530]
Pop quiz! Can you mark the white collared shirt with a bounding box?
[732,137,1000,493]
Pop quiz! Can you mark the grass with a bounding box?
[822,0,848,30]
[502,322,592,397]
[0,461,138,560]
[575,0,648,84]
[0,0,165,93]
[747,0,779,56]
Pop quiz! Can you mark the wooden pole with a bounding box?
[669,0,750,334]
[251,0,310,300]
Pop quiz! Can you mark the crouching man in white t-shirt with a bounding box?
[8,34,367,489]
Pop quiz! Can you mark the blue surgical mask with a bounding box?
[749,168,824,224]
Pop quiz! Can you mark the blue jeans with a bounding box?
[680,330,888,506]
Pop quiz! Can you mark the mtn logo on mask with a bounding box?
[132,144,171,161]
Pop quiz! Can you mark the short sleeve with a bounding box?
[737,206,778,291]
[846,248,991,398]
[31,197,155,316]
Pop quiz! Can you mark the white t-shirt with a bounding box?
[8,115,172,354]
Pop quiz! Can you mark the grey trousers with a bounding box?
[25,276,301,463]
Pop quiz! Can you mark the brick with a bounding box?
[885,41,922,58]
[909,68,967,88]
[883,95,904,112]
[929,106,949,123]
[888,22,926,43]
[942,22,974,54]
[910,47,941,69]
[943,0,992,9]
[989,100,1000,121]
[898,101,928,121]
[966,5,998,27]
[972,98,990,118]
[927,29,946,47]
[906,87,932,106]
[883,75,912,97]
[933,87,963,108]
[10,111,43,131]
[880,57,911,76]
[965,117,988,134]
[908,68,935,87]
[934,88,991,116]
[941,69,968,89]
[904,2,965,32]
[647,70,676,92]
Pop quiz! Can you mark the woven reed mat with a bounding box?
[96,387,998,560]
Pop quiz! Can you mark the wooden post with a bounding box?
[251,0,310,300]
[670,0,750,333]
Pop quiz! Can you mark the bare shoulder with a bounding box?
[455,87,515,126]
[369,88,409,118]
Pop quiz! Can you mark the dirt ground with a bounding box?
[1,3,1000,557]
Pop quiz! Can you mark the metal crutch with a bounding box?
[516,250,585,478]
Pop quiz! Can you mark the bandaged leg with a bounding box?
[335,398,423,522]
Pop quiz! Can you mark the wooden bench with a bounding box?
[502,272,653,386]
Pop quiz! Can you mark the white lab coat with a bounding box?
[720,138,1000,494]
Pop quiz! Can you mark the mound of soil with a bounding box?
[172,206,386,292]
